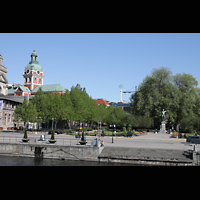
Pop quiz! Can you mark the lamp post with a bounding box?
[111,124,115,143]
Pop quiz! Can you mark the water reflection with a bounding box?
[0,156,137,166]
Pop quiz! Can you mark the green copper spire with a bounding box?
[30,48,38,64]
[24,49,43,72]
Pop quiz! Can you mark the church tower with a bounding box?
[23,49,44,91]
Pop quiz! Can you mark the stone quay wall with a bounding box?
[0,143,104,161]
[0,142,198,166]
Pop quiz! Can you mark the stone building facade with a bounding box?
[0,54,25,129]
[0,54,8,95]
[0,95,24,129]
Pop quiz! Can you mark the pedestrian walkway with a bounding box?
[87,132,186,142]
[139,132,171,139]
[137,132,186,141]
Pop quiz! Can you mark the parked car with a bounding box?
[186,136,200,143]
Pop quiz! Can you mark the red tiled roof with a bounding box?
[96,100,109,106]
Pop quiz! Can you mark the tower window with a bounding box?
[29,77,31,82]
[34,77,36,82]
[39,78,41,83]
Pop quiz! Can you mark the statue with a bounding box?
[161,109,167,122]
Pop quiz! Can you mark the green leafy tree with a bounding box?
[87,98,99,124]
[98,103,108,123]
[131,67,178,128]
[30,87,47,124]
[173,73,199,132]
[14,100,37,125]
[14,83,130,132]
[43,91,64,129]
[69,84,90,122]
[130,67,200,132]
[62,89,74,128]
[14,100,37,139]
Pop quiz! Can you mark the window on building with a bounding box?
[34,77,36,82]
[8,114,10,122]
[4,100,7,107]
[39,78,41,83]
[25,78,27,82]
[29,77,31,82]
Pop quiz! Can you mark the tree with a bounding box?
[62,89,74,128]
[42,91,64,129]
[131,67,200,132]
[30,87,47,124]
[98,103,108,123]
[14,100,37,126]
[14,83,129,131]
[100,105,127,129]
[14,99,37,140]
[87,98,99,124]
[131,67,178,128]
[69,84,90,122]
[173,73,199,132]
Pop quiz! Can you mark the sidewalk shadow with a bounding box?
[182,150,193,160]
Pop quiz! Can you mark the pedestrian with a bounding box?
[102,130,105,137]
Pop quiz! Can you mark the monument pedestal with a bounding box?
[159,121,166,134]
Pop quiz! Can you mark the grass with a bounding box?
[185,133,200,137]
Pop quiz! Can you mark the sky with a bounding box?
[0,33,200,102]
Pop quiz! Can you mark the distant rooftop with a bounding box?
[32,84,66,93]
[95,99,110,106]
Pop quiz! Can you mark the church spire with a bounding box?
[30,49,38,64]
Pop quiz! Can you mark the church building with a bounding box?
[8,49,66,96]
[0,50,66,129]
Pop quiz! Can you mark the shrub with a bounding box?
[121,132,127,136]
[122,126,126,133]
[127,124,132,131]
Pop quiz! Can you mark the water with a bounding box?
[0,155,136,166]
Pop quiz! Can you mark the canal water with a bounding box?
[0,155,136,166]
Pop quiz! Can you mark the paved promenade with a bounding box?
[0,131,192,151]
[98,132,192,151]
[97,133,194,165]
[0,131,195,165]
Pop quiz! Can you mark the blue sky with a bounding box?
[0,33,200,102]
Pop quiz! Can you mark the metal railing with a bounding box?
[0,135,93,146]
